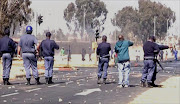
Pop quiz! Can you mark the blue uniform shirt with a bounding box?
[143,41,169,58]
[97,42,111,57]
[19,34,38,53]
[0,35,16,54]
[40,39,59,57]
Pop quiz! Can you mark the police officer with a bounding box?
[141,36,169,87]
[97,35,111,84]
[0,27,16,85]
[18,26,41,85]
[40,32,59,84]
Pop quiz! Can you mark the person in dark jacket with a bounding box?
[115,35,133,88]
[141,36,169,88]
[40,32,59,84]
[0,27,16,85]
[97,35,111,84]
[81,48,86,61]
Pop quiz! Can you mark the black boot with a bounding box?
[147,82,153,88]
[26,78,31,85]
[35,77,41,85]
[97,77,101,84]
[3,78,6,85]
[48,77,54,84]
[45,77,49,84]
[151,81,158,87]
[140,81,146,87]
[6,78,12,85]
[103,78,107,84]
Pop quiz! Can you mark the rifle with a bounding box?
[154,56,164,73]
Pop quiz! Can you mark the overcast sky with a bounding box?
[29,0,180,36]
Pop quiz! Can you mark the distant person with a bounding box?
[18,26,41,85]
[0,27,16,85]
[60,47,65,60]
[40,32,59,84]
[82,48,86,61]
[88,47,92,61]
[67,45,71,61]
[159,50,164,61]
[97,35,111,84]
[173,48,178,61]
[135,50,140,62]
[115,35,133,88]
[165,51,168,60]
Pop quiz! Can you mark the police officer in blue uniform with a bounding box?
[18,26,41,85]
[97,35,111,84]
[0,27,16,85]
[40,32,59,84]
[141,36,169,87]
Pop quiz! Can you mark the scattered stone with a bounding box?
[40,98,42,100]
[59,98,63,102]
[3,100,7,103]
[34,93,38,96]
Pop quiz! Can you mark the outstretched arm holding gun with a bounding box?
[154,45,171,73]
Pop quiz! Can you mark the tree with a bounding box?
[42,29,67,41]
[112,0,176,43]
[0,0,32,37]
[64,0,108,38]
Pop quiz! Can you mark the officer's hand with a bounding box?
[169,46,173,49]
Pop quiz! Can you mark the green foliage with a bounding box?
[0,0,32,37]
[64,0,108,37]
[112,0,176,42]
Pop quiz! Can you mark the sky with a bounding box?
[29,0,180,37]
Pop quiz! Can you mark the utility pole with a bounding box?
[83,8,85,37]
[167,19,169,36]
[36,12,37,37]
[154,16,157,36]
[115,13,117,41]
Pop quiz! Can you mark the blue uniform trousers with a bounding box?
[22,53,39,78]
[141,60,156,83]
[97,58,109,79]
[2,53,12,78]
[44,56,54,78]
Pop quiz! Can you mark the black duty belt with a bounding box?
[100,54,110,59]
[144,56,155,60]
[23,52,35,54]
[144,58,154,60]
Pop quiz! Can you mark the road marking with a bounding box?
[66,81,73,84]
[25,88,42,92]
[164,67,174,69]
[1,92,19,97]
[74,88,101,96]
[48,84,60,88]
